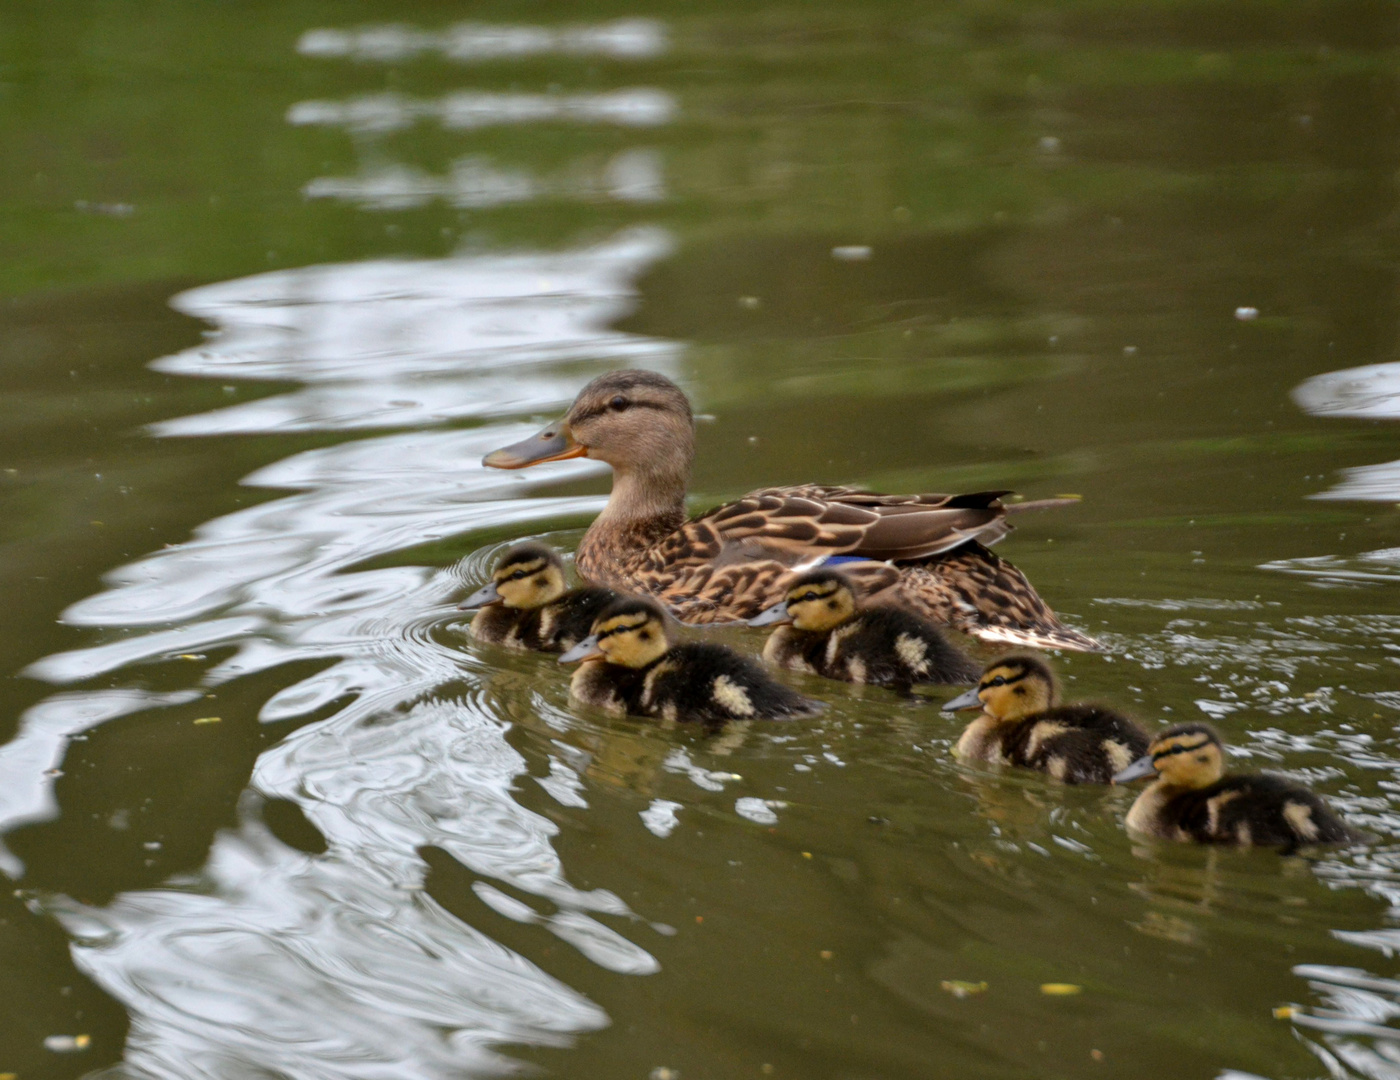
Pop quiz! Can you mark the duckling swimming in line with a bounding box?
[560,595,822,725]
[942,655,1150,784]
[749,568,980,693]
[461,542,616,653]
[1113,723,1356,850]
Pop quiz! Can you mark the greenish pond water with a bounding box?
[4,2,1400,1078]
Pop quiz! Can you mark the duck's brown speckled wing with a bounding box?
[654,558,902,624]
[652,487,1013,568]
[892,543,1104,652]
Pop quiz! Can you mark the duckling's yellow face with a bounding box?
[1146,731,1225,790]
[975,662,1055,722]
[494,555,567,609]
[592,609,670,669]
[785,576,856,632]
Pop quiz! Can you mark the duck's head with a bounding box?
[559,595,671,668]
[460,542,568,611]
[483,370,694,482]
[749,569,857,631]
[1113,723,1225,788]
[941,654,1057,721]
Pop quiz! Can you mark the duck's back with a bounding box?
[643,643,820,724]
[1165,774,1354,848]
[471,587,615,652]
[1004,704,1151,784]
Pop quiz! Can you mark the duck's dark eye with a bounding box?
[609,395,629,411]
[801,592,818,602]
[511,569,529,580]
[990,675,1006,687]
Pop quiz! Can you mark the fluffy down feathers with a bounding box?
[572,642,821,726]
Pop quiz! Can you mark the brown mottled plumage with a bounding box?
[943,655,1150,784]
[483,369,1100,652]
[1114,723,1357,851]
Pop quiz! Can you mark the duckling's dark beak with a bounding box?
[483,421,586,469]
[459,581,502,610]
[941,686,984,712]
[1112,755,1158,784]
[559,634,603,664]
[748,600,791,627]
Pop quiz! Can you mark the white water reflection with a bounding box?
[303,150,665,213]
[1294,361,1400,502]
[150,228,673,435]
[289,89,675,134]
[298,19,667,64]
[7,231,680,1076]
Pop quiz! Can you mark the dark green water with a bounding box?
[4,2,1400,1078]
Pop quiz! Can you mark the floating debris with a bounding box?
[819,950,833,960]
[650,1069,680,1080]
[1273,1005,1296,1019]
[1041,983,1082,995]
[192,716,222,725]
[831,245,872,261]
[738,296,761,309]
[940,980,988,999]
[1235,306,1259,321]
[44,1034,90,1052]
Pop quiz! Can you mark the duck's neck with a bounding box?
[577,464,688,584]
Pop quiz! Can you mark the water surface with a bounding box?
[4,3,1400,1078]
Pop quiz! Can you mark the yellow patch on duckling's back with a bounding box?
[894,633,928,675]
[1102,739,1135,775]
[711,675,755,717]
[1283,801,1320,842]
[1025,721,1068,757]
[1205,789,1241,834]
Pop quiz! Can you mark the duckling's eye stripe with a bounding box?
[1152,739,1211,761]
[979,671,1027,691]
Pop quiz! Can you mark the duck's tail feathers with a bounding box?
[964,622,1107,654]
[895,542,1106,654]
[1004,496,1082,514]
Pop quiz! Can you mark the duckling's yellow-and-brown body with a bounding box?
[462,542,616,653]
[560,595,822,726]
[943,655,1150,784]
[483,370,1100,652]
[751,568,980,692]
[1114,723,1356,851]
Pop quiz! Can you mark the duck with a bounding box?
[482,369,1101,652]
[941,654,1150,783]
[749,567,981,693]
[558,594,823,725]
[1113,723,1357,850]
[460,542,617,653]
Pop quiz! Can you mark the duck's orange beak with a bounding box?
[483,421,587,469]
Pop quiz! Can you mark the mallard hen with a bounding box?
[484,369,1099,651]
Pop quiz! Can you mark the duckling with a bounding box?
[1113,723,1356,850]
[749,568,980,693]
[941,655,1150,784]
[460,542,616,653]
[559,595,822,725]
